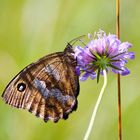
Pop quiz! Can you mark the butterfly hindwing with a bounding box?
[2,44,79,122]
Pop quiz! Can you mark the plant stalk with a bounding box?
[83,70,107,140]
[116,0,122,140]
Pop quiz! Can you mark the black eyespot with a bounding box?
[17,83,26,92]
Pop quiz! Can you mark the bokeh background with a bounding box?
[0,0,139,140]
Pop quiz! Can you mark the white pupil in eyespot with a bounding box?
[17,83,26,92]
[19,85,24,91]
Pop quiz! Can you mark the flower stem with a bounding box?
[117,74,122,140]
[83,70,107,140]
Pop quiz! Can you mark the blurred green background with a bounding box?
[0,0,139,140]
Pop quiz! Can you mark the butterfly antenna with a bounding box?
[78,39,87,46]
[69,35,86,46]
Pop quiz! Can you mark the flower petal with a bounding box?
[74,46,93,66]
[112,67,130,76]
[79,72,90,81]
[89,72,96,79]
[75,66,81,76]
[120,67,130,76]
[119,42,132,53]
[124,52,135,59]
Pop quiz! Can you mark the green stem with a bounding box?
[83,70,107,140]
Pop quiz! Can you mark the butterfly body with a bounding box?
[2,44,79,122]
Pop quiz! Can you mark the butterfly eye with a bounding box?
[17,83,26,92]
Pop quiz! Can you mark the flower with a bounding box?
[74,30,135,82]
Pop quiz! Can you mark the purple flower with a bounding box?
[74,30,135,82]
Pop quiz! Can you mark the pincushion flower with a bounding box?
[74,30,135,140]
[74,30,135,82]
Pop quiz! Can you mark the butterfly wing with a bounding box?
[2,44,79,122]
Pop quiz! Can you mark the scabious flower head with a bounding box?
[74,30,135,82]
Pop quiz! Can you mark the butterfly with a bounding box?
[2,43,79,123]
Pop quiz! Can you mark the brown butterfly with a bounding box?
[2,43,79,123]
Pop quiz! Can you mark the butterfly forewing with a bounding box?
[2,44,79,122]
